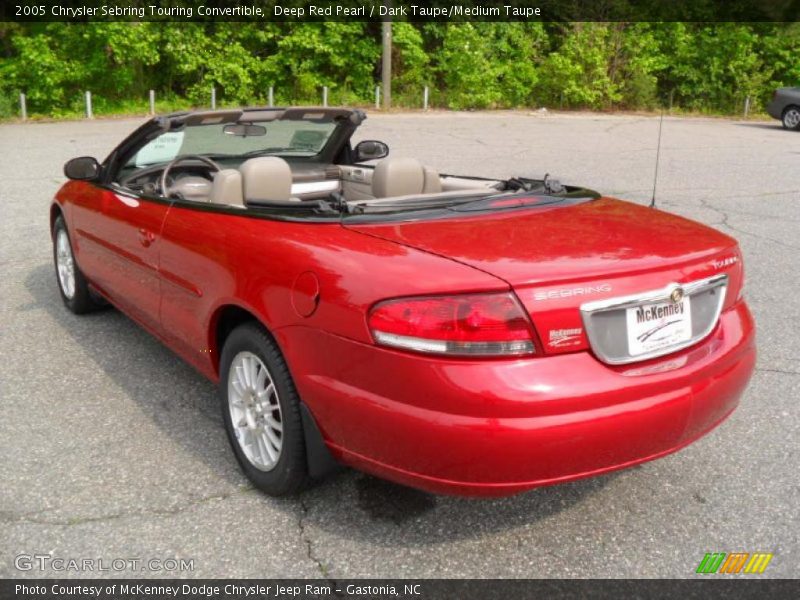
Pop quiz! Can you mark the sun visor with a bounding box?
[178,110,243,126]
[281,107,358,123]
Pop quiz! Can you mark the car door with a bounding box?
[339,165,375,200]
[156,200,241,373]
[70,184,169,332]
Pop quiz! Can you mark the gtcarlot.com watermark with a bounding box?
[14,553,194,573]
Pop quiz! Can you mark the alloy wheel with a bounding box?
[783,108,800,130]
[56,228,76,299]
[227,351,284,471]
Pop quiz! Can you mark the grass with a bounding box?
[0,93,773,123]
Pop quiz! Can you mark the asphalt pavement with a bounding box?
[1,110,798,578]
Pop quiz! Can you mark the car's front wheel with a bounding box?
[219,323,308,495]
[52,215,104,314]
[782,106,800,130]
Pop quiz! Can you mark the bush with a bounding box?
[436,23,504,109]
[0,90,17,118]
[1,22,798,117]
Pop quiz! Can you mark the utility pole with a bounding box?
[381,8,392,110]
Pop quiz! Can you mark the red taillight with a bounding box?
[368,292,536,357]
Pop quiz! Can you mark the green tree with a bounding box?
[434,23,544,109]
[2,21,799,118]
[264,23,380,104]
[536,23,622,109]
[391,22,430,101]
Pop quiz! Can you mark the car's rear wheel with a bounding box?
[219,323,307,495]
[52,215,104,314]
[782,106,800,130]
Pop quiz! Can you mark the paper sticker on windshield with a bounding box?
[136,132,185,166]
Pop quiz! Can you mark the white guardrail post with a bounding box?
[268,86,274,107]
[211,86,216,110]
[375,85,380,109]
[149,89,155,115]
[323,86,328,107]
[423,86,429,111]
[85,91,93,119]
[20,93,27,121]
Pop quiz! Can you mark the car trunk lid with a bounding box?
[344,197,744,361]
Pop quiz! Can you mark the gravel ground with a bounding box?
[1,111,798,579]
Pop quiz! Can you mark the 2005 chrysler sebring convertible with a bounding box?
[51,107,755,496]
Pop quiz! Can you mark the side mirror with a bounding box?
[354,140,389,162]
[64,156,101,181]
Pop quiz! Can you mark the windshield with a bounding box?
[127,119,337,167]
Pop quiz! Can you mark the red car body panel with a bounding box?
[346,198,745,357]
[54,176,755,496]
[282,301,753,495]
[70,187,169,331]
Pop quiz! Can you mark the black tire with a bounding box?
[52,215,104,314]
[781,106,800,131]
[219,322,308,496]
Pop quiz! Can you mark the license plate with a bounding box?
[626,298,692,357]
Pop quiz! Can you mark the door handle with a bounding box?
[137,228,156,247]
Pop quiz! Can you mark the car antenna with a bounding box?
[649,109,665,208]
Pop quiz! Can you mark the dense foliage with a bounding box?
[0,22,798,118]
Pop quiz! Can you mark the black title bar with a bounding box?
[2,0,800,22]
[2,579,798,600]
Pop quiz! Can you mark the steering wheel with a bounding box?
[160,154,221,198]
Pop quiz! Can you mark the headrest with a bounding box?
[240,157,293,202]
[210,169,244,207]
[372,157,426,198]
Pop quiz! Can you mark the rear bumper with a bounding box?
[281,301,755,496]
[766,99,784,120]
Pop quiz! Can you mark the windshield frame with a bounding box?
[126,119,339,168]
[103,107,364,186]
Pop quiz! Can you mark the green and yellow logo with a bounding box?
[696,552,773,574]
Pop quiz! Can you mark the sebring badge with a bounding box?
[670,287,685,304]
[534,283,612,301]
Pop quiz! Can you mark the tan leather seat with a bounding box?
[372,157,441,198]
[239,157,297,202]
[209,169,244,207]
[423,167,442,193]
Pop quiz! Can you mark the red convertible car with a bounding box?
[51,107,755,496]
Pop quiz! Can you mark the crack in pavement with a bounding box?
[706,205,800,223]
[698,197,800,250]
[297,498,341,593]
[755,367,800,377]
[667,192,800,223]
[711,189,800,200]
[0,487,254,527]
[438,129,488,146]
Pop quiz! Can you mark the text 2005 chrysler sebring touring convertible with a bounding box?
[51,107,755,496]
